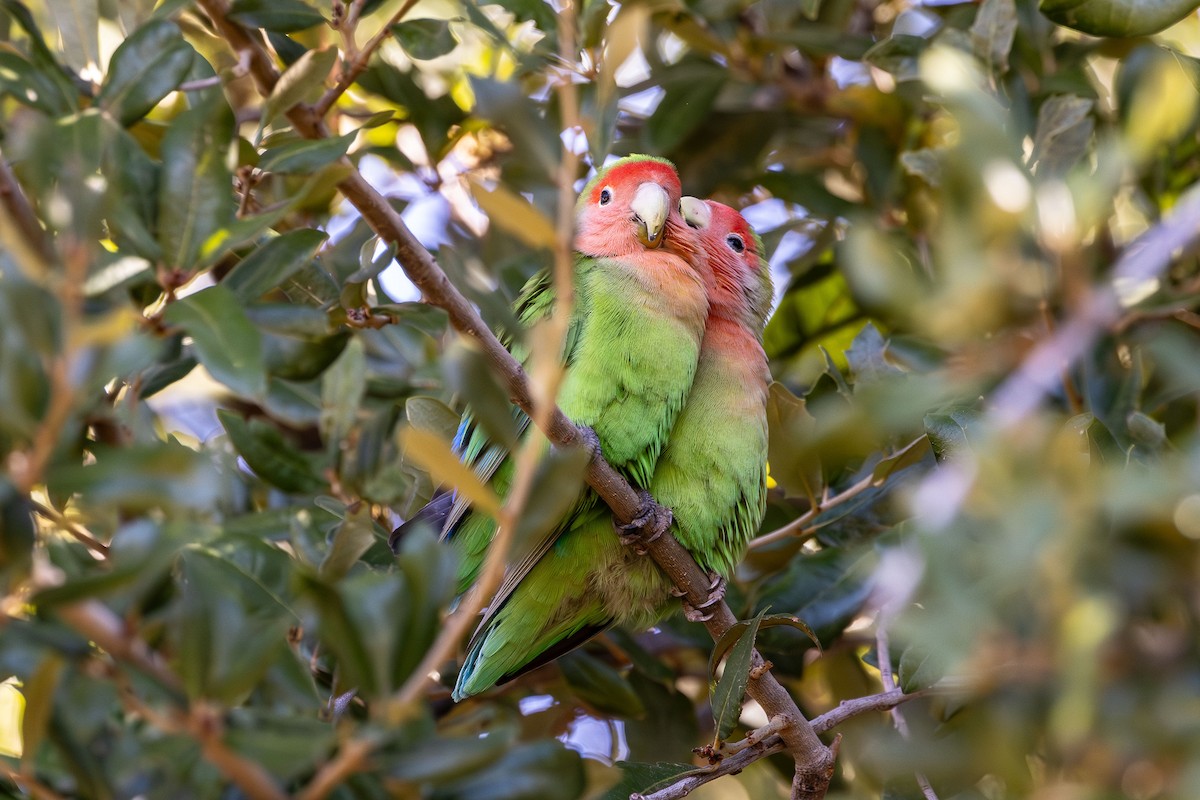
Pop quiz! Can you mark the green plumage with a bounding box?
[453,200,774,700]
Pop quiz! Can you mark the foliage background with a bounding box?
[3,0,1200,798]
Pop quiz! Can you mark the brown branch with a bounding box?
[0,765,67,800]
[313,0,420,118]
[639,690,922,800]
[196,2,834,796]
[29,499,109,557]
[0,150,51,262]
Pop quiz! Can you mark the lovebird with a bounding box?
[452,198,774,699]
[393,155,710,612]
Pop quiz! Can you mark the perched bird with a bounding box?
[393,155,709,610]
[453,198,774,699]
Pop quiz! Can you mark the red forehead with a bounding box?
[589,159,681,201]
[708,201,756,253]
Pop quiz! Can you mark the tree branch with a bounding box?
[195,2,834,796]
[638,689,924,800]
[313,0,420,118]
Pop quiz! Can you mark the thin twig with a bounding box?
[29,499,109,557]
[0,148,51,262]
[0,766,67,800]
[750,434,927,552]
[313,0,420,117]
[877,627,939,800]
[639,690,923,800]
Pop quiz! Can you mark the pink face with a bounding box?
[575,159,702,267]
[696,200,768,318]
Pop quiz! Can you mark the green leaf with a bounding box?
[399,427,501,518]
[319,505,378,580]
[845,322,904,386]
[227,0,325,32]
[258,131,356,174]
[512,442,591,544]
[259,46,336,138]
[49,443,221,513]
[0,52,75,115]
[164,286,266,398]
[46,0,98,75]
[405,396,461,441]
[431,741,584,800]
[898,641,949,693]
[157,93,235,270]
[558,650,646,718]
[923,409,981,461]
[97,19,193,126]
[710,608,767,743]
[1030,95,1094,179]
[176,548,293,703]
[319,336,365,450]
[970,0,1018,74]
[599,762,703,800]
[224,229,328,302]
[645,60,727,152]
[765,382,822,498]
[1039,0,1200,37]
[391,18,457,60]
[219,410,328,493]
[389,732,515,784]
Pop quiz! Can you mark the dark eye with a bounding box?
[599,188,612,206]
[726,234,745,253]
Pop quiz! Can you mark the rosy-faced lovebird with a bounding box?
[392,156,711,691]
[452,198,773,699]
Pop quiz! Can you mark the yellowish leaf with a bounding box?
[0,677,24,758]
[399,426,501,519]
[468,177,557,250]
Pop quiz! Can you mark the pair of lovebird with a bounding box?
[393,154,773,701]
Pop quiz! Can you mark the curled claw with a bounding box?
[575,424,601,458]
[614,490,672,553]
[682,573,726,622]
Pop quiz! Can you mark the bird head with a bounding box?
[681,197,773,329]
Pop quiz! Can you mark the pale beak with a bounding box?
[631,182,669,249]
[680,196,710,230]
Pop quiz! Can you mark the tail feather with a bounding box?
[388,491,453,552]
[453,595,612,700]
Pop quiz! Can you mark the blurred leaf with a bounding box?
[558,650,645,718]
[259,47,336,137]
[1030,95,1094,178]
[227,0,325,32]
[164,286,266,399]
[391,18,457,60]
[754,547,876,673]
[1039,0,1200,37]
[468,177,557,250]
[399,427,501,518]
[899,641,949,693]
[46,0,98,74]
[177,548,293,703]
[319,336,365,449]
[710,608,765,743]
[646,59,727,152]
[319,504,377,580]
[846,323,904,386]
[970,0,1017,73]
[765,382,822,498]
[157,91,235,270]
[406,396,461,441]
[0,51,75,115]
[0,480,34,593]
[390,731,515,784]
[224,229,328,302]
[431,740,585,800]
[219,409,328,493]
[512,442,590,544]
[259,131,355,174]
[50,443,221,513]
[923,409,981,461]
[97,19,193,126]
